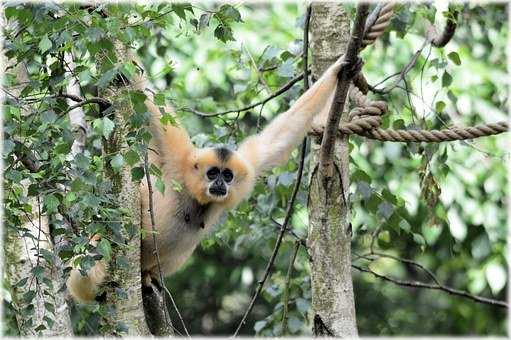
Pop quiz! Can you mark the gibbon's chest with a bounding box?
[172,190,209,231]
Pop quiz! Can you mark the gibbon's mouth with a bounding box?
[209,187,227,196]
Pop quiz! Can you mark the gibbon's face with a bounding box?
[186,147,251,205]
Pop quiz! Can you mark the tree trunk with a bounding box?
[100,42,151,336]
[307,3,358,337]
[4,61,73,336]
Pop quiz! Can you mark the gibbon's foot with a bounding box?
[142,271,163,292]
[150,277,163,292]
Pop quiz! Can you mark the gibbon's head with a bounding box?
[185,146,254,206]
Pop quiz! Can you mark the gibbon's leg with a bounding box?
[238,55,347,175]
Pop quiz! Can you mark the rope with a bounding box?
[311,84,509,143]
[358,121,509,143]
[361,2,395,50]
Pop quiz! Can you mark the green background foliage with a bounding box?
[2,2,507,336]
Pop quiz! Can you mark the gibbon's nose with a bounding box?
[209,186,227,196]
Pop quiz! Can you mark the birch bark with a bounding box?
[307,3,358,336]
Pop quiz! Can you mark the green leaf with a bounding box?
[102,117,115,139]
[31,265,45,279]
[214,25,234,43]
[377,201,394,219]
[155,178,165,194]
[44,302,55,314]
[96,68,118,88]
[277,59,294,78]
[131,166,145,181]
[254,320,267,333]
[154,93,166,106]
[435,101,446,112]
[54,142,71,155]
[44,194,59,214]
[110,154,124,170]
[441,71,453,87]
[485,261,507,294]
[296,297,310,313]
[413,233,426,245]
[15,277,29,288]
[447,51,461,65]
[41,110,58,124]
[220,4,242,22]
[124,149,140,166]
[97,238,112,262]
[288,316,302,333]
[34,324,46,332]
[23,290,36,304]
[378,230,391,244]
[38,35,52,54]
[160,113,177,126]
[172,3,193,20]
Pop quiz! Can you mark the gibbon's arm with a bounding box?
[130,58,196,179]
[238,57,344,176]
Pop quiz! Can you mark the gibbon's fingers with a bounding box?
[238,55,345,175]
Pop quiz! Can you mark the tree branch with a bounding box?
[183,72,307,117]
[352,264,508,309]
[318,3,369,184]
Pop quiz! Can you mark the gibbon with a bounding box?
[67,53,346,303]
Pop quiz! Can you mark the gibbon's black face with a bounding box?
[206,166,234,197]
[201,147,237,200]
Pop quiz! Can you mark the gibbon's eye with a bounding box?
[206,167,220,180]
[222,169,233,183]
[194,163,199,170]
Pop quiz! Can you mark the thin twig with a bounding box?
[269,218,307,251]
[352,264,508,308]
[143,151,190,337]
[232,8,312,334]
[61,98,112,116]
[370,39,429,94]
[183,72,307,117]
[233,138,308,336]
[281,241,301,334]
[359,251,441,286]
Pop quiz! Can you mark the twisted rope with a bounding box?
[358,121,509,142]
[361,2,395,50]
[311,85,509,143]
